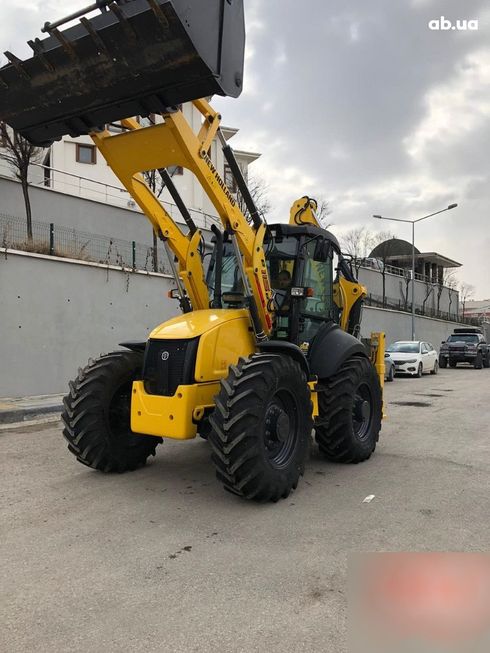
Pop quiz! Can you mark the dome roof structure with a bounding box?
[369,238,420,259]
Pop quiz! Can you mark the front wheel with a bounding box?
[474,353,483,369]
[439,356,447,369]
[315,356,382,463]
[416,363,423,378]
[386,365,395,382]
[430,360,439,375]
[449,360,457,368]
[209,354,312,502]
[62,351,162,472]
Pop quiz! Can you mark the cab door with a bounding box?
[297,239,335,345]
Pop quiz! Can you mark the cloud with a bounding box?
[214,0,489,296]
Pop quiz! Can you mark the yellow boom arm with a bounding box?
[91,99,274,336]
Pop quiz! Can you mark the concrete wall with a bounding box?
[0,249,177,397]
[0,248,473,398]
[0,175,214,246]
[361,306,467,348]
[1,175,157,246]
[357,266,459,318]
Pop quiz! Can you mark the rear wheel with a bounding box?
[209,354,312,502]
[430,360,439,375]
[62,351,161,472]
[315,356,382,463]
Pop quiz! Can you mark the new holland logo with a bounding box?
[161,351,170,361]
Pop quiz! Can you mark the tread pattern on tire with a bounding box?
[208,353,312,502]
[62,351,161,472]
[315,356,382,463]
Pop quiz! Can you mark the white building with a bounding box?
[35,102,260,224]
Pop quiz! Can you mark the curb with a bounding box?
[0,402,63,425]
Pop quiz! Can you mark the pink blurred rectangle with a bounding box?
[348,552,490,653]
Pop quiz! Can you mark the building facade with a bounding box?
[36,103,260,221]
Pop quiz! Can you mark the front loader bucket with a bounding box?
[0,0,245,146]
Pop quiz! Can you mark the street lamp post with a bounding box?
[373,204,458,341]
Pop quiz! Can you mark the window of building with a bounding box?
[76,144,96,164]
[168,165,184,176]
[224,164,237,193]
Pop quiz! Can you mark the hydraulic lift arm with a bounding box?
[90,98,274,338]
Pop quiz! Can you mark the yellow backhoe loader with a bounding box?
[0,0,385,502]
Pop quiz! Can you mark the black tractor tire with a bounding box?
[315,356,382,463]
[208,353,313,502]
[474,353,483,369]
[62,351,162,472]
[439,356,447,369]
[449,360,457,368]
[416,363,423,378]
[430,360,439,375]
[386,365,395,382]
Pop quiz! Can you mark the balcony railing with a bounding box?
[29,162,221,232]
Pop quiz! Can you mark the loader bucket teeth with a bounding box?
[0,0,245,146]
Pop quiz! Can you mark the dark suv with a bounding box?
[439,328,490,369]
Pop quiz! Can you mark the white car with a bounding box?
[386,341,439,377]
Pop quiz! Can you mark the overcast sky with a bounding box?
[0,1,489,297]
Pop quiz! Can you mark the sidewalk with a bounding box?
[0,394,63,426]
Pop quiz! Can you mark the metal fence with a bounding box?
[359,258,438,284]
[0,212,172,274]
[30,162,222,232]
[364,293,480,326]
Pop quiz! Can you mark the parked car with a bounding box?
[386,341,439,377]
[384,352,395,382]
[439,328,490,369]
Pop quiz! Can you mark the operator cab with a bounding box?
[265,224,339,345]
[206,223,351,348]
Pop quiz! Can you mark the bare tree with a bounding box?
[235,175,271,223]
[314,197,333,229]
[422,280,435,315]
[369,230,396,307]
[446,275,459,319]
[399,270,411,311]
[459,282,475,319]
[340,226,375,275]
[437,269,456,317]
[142,168,166,272]
[0,123,44,241]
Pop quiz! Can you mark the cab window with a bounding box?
[298,240,334,343]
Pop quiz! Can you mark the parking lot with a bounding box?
[1,367,489,653]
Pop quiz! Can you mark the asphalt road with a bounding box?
[1,367,489,653]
